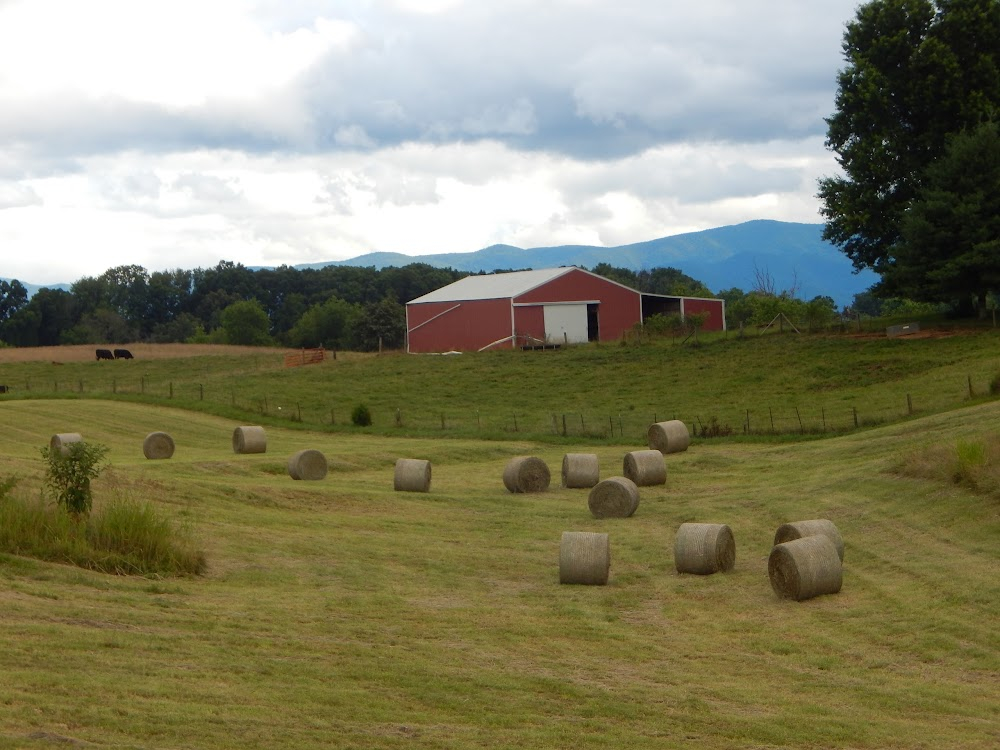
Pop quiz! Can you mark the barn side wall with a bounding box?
[406,298,514,352]
[682,298,726,332]
[513,306,546,344]
[514,268,641,342]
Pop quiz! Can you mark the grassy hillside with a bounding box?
[0,391,998,747]
[2,328,1000,441]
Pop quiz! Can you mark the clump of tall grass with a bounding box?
[0,476,206,576]
[894,436,1000,497]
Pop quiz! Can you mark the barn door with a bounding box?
[543,304,588,344]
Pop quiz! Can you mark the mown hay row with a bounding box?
[623,449,666,486]
[768,535,843,601]
[394,458,432,492]
[142,431,175,460]
[773,519,844,562]
[49,433,83,455]
[588,476,640,518]
[503,456,551,493]
[674,522,735,574]
[647,420,690,454]
[561,453,600,488]
[232,426,267,454]
[559,531,610,585]
[287,449,328,480]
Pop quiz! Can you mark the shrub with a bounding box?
[40,441,110,517]
[351,403,373,426]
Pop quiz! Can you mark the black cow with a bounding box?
[114,348,134,360]
[96,349,114,361]
[0,385,9,394]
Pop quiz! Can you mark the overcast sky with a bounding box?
[0,0,861,286]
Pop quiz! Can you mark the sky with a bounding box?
[0,0,863,286]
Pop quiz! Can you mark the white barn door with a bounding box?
[544,304,588,344]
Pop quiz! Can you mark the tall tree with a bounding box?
[819,0,1000,275]
[886,121,1000,311]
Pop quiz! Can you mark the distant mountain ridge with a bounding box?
[296,220,876,307]
[6,220,877,308]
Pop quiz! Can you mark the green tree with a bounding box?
[355,296,405,351]
[285,296,360,349]
[41,441,109,517]
[819,0,1000,277]
[219,299,273,346]
[0,279,28,323]
[886,121,1000,312]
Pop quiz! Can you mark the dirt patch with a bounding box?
[0,343,282,364]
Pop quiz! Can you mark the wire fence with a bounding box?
[6,371,992,443]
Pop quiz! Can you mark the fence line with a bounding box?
[6,372,991,441]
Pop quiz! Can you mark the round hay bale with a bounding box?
[49,433,83,455]
[674,522,736,574]
[287,449,328,480]
[502,456,551,493]
[773,519,844,562]
[394,458,432,492]
[142,431,175,460]
[647,420,690,454]
[768,535,843,601]
[561,453,600,489]
[622,449,666,486]
[587,476,640,518]
[559,531,610,585]
[232,426,267,455]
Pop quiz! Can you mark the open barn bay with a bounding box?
[0,392,997,748]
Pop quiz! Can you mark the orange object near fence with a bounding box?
[284,348,325,368]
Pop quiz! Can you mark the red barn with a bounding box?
[405,267,725,353]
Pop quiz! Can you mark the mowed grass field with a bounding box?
[1,367,998,749]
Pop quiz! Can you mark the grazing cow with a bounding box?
[0,385,9,394]
[113,348,134,360]
[96,349,114,361]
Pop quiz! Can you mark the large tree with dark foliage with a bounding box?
[818,0,1000,305]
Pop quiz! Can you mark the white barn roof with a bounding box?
[408,267,578,304]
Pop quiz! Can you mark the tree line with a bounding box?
[0,260,862,350]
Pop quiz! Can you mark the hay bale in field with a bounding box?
[559,531,610,585]
[587,476,640,518]
[773,519,844,562]
[142,431,175,460]
[768,535,843,601]
[622,449,666,486]
[674,522,735,574]
[49,432,83,455]
[287,449,328,480]
[232,425,267,454]
[647,420,690,454]
[394,458,432,492]
[502,456,551,493]
[561,453,600,488]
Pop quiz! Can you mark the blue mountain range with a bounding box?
[300,220,877,308]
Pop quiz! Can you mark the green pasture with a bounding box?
[0,395,997,748]
[3,328,1000,440]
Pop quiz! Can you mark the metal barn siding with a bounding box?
[406,297,514,353]
[680,298,727,332]
[512,305,546,345]
[514,268,641,343]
